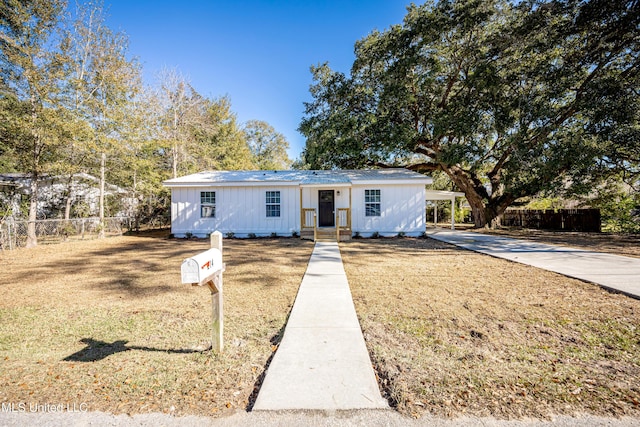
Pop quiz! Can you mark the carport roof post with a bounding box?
[425,190,466,230]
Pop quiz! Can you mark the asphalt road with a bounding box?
[2,409,640,427]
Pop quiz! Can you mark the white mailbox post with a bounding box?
[181,231,225,353]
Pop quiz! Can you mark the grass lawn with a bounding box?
[341,238,640,419]
[1,231,639,420]
[0,232,313,416]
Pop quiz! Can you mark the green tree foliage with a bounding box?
[0,0,69,246]
[244,119,292,170]
[0,1,294,241]
[65,1,141,236]
[154,69,255,177]
[191,96,255,171]
[581,177,640,233]
[299,0,640,228]
[155,68,206,178]
[58,0,139,225]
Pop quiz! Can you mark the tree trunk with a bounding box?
[25,176,38,248]
[465,196,508,229]
[132,170,140,232]
[466,195,489,228]
[443,165,510,229]
[99,152,105,238]
[26,95,40,248]
[64,175,73,220]
[172,143,178,179]
[65,196,72,220]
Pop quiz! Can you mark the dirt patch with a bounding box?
[467,228,640,259]
[0,232,314,417]
[341,237,640,419]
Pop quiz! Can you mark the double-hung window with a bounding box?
[365,189,381,217]
[201,191,216,218]
[266,191,281,217]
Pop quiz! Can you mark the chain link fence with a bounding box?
[0,217,136,250]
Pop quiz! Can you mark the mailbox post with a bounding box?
[209,232,223,353]
[180,230,225,353]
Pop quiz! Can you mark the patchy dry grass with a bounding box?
[342,238,640,419]
[2,231,639,420]
[0,232,313,416]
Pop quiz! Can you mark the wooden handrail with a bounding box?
[302,208,316,229]
[301,208,317,241]
[336,208,351,241]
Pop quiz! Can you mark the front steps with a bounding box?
[301,228,352,242]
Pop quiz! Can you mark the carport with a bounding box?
[425,190,465,230]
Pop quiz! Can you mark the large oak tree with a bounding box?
[299,0,640,227]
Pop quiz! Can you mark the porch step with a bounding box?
[316,229,338,242]
[301,228,352,242]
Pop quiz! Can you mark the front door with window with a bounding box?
[318,190,335,227]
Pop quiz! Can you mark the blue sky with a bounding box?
[101,1,411,160]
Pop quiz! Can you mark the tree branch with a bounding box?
[487,144,514,181]
[406,162,441,173]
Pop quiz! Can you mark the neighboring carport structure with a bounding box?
[425,190,466,230]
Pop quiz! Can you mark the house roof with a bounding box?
[163,169,433,188]
[425,190,465,201]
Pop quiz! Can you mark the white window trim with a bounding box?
[200,191,216,218]
[266,190,281,218]
[365,189,381,217]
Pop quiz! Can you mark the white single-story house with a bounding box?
[163,169,445,240]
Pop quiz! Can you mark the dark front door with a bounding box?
[318,190,335,227]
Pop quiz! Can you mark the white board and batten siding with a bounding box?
[171,185,299,238]
[164,169,433,238]
[351,184,426,237]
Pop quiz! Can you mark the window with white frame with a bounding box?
[200,191,216,218]
[266,191,281,217]
[365,189,381,217]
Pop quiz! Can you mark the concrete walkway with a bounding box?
[428,230,640,299]
[253,241,388,411]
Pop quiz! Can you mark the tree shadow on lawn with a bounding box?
[122,229,172,239]
[7,236,203,299]
[221,238,315,285]
[63,337,206,362]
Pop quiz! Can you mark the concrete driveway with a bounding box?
[428,230,640,299]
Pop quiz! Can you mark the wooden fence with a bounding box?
[502,209,601,232]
